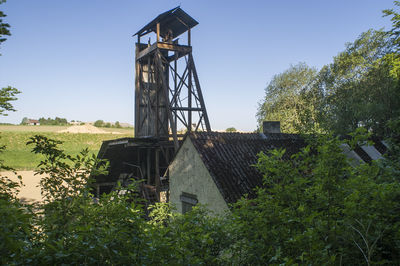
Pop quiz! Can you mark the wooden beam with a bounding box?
[156,23,160,43]
[190,53,211,131]
[188,46,192,132]
[171,107,204,112]
[146,148,151,184]
[155,50,179,150]
[157,42,191,53]
[188,28,191,46]
[137,43,191,61]
[155,149,160,198]
[135,43,141,137]
[136,43,157,61]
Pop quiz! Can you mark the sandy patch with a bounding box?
[58,124,122,134]
[2,171,43,203]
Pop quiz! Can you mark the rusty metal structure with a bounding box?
[93,7,210,206]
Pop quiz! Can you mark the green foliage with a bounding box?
[0,136,33,264]
[0,86,20,116]
[231,130,400,264]
[383,1,400,51]
[94,120,122,128]
[1,129,400,264]
[147,203,233,265]
[225,127,237,132]
[38,116,68,125]
[257,2,400,138]
[257,63,322,133]
[0,195,33,264]
[318,29,400,136]
[94,119,104,127]
[20,117,28,125]
[0,135,229,264]
[0,0,10,49]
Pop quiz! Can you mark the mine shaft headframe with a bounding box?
[134,7,211,150]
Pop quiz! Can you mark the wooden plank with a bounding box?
[137,43,191,61]
[136,43,157,61]
[156,42,192,53]
[156,23,160,42]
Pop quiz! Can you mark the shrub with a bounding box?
[93,120,104,127]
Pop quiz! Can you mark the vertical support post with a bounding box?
[188,28,191,46]
[137,148,140,178]
[135,43,140,137]
[146,148,151,184]
[156,23,160,43]
[147,56,151,136]
[155,149,160,199]
[174,54,178,132]
[155,51,179,150]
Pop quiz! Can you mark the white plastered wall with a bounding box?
[169,138,229,214]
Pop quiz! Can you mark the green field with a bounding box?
[0,125,133,170]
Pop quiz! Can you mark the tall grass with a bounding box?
[0,127,132,170]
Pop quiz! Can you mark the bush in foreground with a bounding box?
[0,127,399,264]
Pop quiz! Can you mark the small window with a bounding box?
[180,192,198,214]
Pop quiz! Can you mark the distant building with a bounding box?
[27,119,40,126]
[169,122,388,214]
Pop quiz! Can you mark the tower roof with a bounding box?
[134,7,198,39]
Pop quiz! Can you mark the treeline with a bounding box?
[38,117,68,125]
[257,7,400,137]
[20,117,68,125]
[93,120,122,128]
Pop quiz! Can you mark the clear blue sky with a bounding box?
[0,0,395,131]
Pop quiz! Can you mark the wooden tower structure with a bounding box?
[134,7,211,149]
[93,7,211,207]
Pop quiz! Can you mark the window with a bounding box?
[180,192,198,214]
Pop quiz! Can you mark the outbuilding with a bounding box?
[169,122,388,214]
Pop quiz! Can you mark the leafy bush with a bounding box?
[231,129,400,264]
[93,120,104,127]
[1,129,399,264]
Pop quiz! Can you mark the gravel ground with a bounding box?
[2,171,43,203]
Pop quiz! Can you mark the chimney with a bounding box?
[263,121,281,134]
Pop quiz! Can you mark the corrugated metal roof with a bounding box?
[187,132,388,205]
[189,132,306,204]
[134,7,198,39]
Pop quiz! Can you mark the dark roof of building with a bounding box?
[188,132,306,204]
[187,131,389,205]
[134,7,198,39]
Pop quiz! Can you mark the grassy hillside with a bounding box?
[0,125,133,170]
